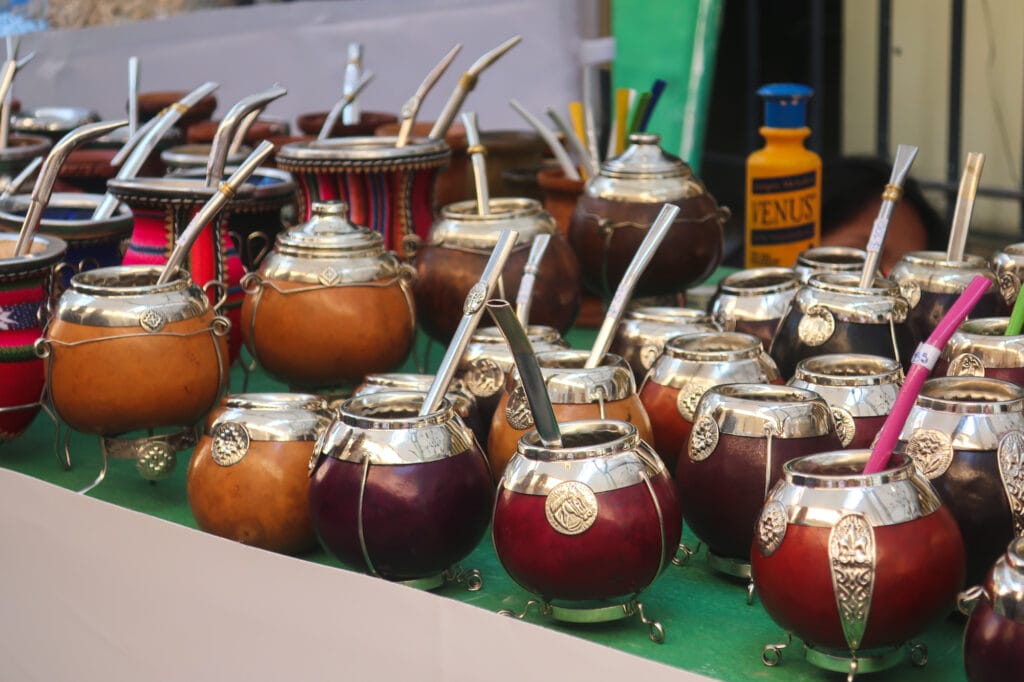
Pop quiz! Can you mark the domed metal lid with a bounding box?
[276,200,383,256]
[989,537,1024,622]
[600,133,692,180]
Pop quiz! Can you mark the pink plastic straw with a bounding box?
[863,275,992,474]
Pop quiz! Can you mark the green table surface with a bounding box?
[1,323,970,682]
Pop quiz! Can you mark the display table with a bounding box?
[0,325,970,681]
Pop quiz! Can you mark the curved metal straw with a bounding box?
[318,71,374,141]
[487,299,562,447]
[419,229,519,416]
[228,108,260,156]
[509,99,580,181]
[127,56,139,137]
[0,155,41,200]
[14,119,128,256]
[93,81,220,221]
[585,203,680,368]
[857,144,918,288]
[0,47,33,150]
[515,233,550,325]
[946,152,985,262]
[546,106,598,179]
[158,140,275,284]
[429,35,522,140]
[396,43,461,148]
[205,85,286,186]
[461,111,490,215]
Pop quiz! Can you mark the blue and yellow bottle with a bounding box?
[745,84,821,268]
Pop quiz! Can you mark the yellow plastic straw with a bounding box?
[614,87,630,155]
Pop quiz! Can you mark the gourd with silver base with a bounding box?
[794,245,867,283]
[959,537,1024,682]
[187,393,333,554]
[709,267,799,350]
[240,200,416,390]
[38,265,230,488]
[938,317,1024,385]
[677,384,841,599]
[610,305,719,385]
[893,376,1024,584]
[754,450,964,681]
[787,354,902,450]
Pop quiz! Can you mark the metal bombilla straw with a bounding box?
[228,109,261,157]
[127,56,140,138]
[0,45,34,151]
[509,99,579,181]
[157,140,275,285]
[205,85,287,187]
[420,229,519,416]
[585,203,680,369]
[545,106,598,179]
[462,111,490,215]
[946,152,985,263]
[318,71,375,141]
[13,119,128,257]
[857,144,918,288]
[341,42,364,126]
[487,299,562,447]
[93,81,221,221]
[0,156,41,200]
[514,233,551,325]
[429,35,522,141]
[395,43,462,148]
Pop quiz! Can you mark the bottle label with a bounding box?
[746,169,820,267]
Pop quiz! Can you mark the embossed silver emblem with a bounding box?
[899,281,921,309]
[905,428,954,479]
[505,384,534,430]
[688,415,719,462]
[948,352,985,377]
[545,481,599,535]
[715,313,736,332]
[829,513,876,652]
[832,407,856,448]
[797,306,835,347]
[639,344,661,371]
[466,357,504,398]
[135,441,176,481]
[211,422,250,466]
[756,500,788,557]
[319,266,340,286]
[139,309,166,333]
[998,431,1024,536]
[463,282,488,315]
[998,270,1020,307]
[676,380,711,422]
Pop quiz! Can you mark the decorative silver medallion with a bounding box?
[676,380,711,422]
[948,353,985,377]
[998,430,1024,536]
[998,270,1020,307]
[829,513,875,652]
[139,309,166,333]
[463,281,487,315]
[318,266,341,286]
[756,500,788,557]
[797,306,835,347]
[832,407,856,448]
[466,357,504,398]
[545,481,599,536]
[639,344,661,371]
[688,415,719,462]
[899,281,921,309]
[135,441,176,481]
[715,313,736,332]
[905,428,954,479]
[505,384,534,430]
[211,422,251,466]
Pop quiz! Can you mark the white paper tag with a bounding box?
[910,343,942,370]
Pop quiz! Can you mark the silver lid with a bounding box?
[0,192,133,242]
[206,393,332,441]
[767,450,942,528]
[278,201,382,253]
[895,376,1024,452]
[799,272,909,324]
[794,246,867,283]
[13,106,100,134]
[944,317,1024,372]
[275,135,450,169]
[989,537,1024,622]
[510,350,636,404]
[318,390,473,465]
[889,250,997,296]
[501,419,666,495]
[693,383,834,439]
[586,133,710,203]
[55,265,209,327]
[429,198,555,250]
[0,232,67,277]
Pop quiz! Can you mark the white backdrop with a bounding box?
[10,0,586,132]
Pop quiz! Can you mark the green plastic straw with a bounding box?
[678,0,724,170]
[1007,288,1024,335]
[627,91,651,136]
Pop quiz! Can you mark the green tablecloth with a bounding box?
[1,326,969,682]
